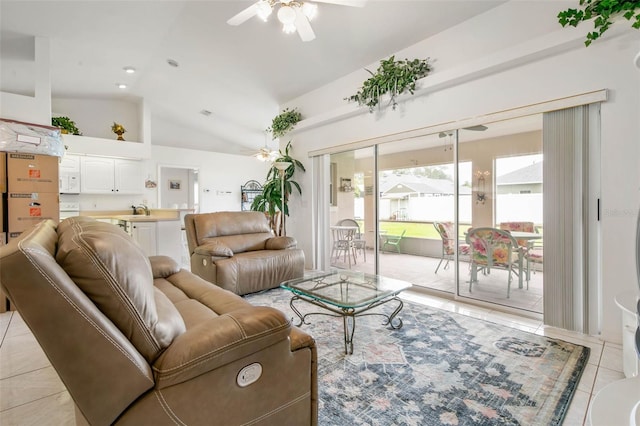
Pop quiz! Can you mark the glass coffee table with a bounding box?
[281,269,412,354]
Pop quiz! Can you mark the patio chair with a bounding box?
[337,218,367,261]
[433,222,470,273]
[499,221,535,247]
[381,229,406,253]
[466,227,526,298]
[500,222,540,281]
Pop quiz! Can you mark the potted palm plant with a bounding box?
[251,141,305,236]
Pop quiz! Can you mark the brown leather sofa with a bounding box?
[0,217,317,425]
[184,211,305,295]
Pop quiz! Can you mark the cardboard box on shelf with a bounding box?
[0,152,6,193]
[7,192,59,234]
[7,153,59,193]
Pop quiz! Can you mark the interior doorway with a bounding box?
[157,166,199,212]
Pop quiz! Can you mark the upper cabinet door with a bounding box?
[114,159,144,194]
[79,157,143,194]
[80,157,115,194]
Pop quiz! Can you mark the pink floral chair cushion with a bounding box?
[433,222,470,273]
[499,222,534,247]
[465,227,525,298]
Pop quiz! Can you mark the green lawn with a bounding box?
[355,220,540,241]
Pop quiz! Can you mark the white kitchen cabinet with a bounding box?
[59,154,81,193]
[130,222,157,257]
[126,220,182,261]
[80,157,143,194]
[156,220,183,262]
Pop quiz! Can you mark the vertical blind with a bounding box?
[542,104,600,333]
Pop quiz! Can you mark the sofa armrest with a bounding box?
[194,241,233,258]
[152,306,291,388]
[149,256,181,279]
[265,236,297,250]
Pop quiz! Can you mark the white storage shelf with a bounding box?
[62,134,150,159]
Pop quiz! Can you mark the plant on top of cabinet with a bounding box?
[266,108,302,139]
[51,116,82,135]
[111,122,127,141]
[345,55,432,113]
[558,0,640,46]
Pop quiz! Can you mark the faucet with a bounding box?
[132,204,150,216]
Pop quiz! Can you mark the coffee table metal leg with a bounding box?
[288,294,405,355]
[343,313,356,355]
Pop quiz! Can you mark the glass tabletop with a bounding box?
[281,269,412,309]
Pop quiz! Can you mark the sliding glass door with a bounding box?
[456,115,544,312]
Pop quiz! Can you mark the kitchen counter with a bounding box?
[81,209,185,223]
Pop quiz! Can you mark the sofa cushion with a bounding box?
[193,211,271,243]
[55,217,185,362]
[215,249,305,295]
[265,236,297,250]
[194,241,233,257]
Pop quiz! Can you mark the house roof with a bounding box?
[497,162,543,185]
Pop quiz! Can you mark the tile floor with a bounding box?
[0,290,625,425]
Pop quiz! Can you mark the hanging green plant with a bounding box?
[51,116,82,135]
[558,0,640,46]
[345,56,432,113]
[267,107,302,139]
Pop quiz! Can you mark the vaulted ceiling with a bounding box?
[1,0,505,155]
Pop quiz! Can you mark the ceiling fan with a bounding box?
[227,0,366,42]
[439,125,488,151]
[438,125,488,138]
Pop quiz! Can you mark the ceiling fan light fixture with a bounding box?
[282,22,297,34]
[277,5,297,24]
[256,0,273,21]
[302,2,317,20]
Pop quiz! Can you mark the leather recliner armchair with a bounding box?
[0,217,317,425]
[184,211,305,295]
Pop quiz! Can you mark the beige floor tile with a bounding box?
[577,363,597,394]
[0,366,66,411]
[5,312,32,339]
[563,389,591,426]
[0,391,74,426]
[593,366,626,394]
[0,333,51,379]
[0,312,12,344]
[599,345,624,373]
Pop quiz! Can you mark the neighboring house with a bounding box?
[496,162,543,195]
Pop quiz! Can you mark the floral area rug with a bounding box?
[244,289,589,426]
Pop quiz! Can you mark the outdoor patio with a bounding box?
[331,249,543,314]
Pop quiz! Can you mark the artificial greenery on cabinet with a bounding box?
[51,116,82,135]
[558,0,640,46]
[345,55,432,112]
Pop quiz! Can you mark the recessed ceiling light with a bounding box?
[116,83,127,89]
[200,109,212,116]
[123,66,136,74]
[167,59,179,68]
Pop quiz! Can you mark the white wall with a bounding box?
[0,37,51,125]
[282,1,640,343]
[52,98,141,141]
[147,145,268,213]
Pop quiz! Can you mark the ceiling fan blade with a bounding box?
[227,3,258,26]
[313,0,366,7]
[464,125,488,131]
[295,9,316,42]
